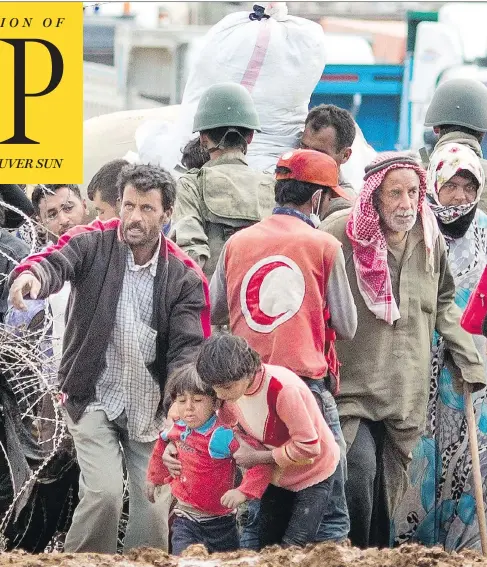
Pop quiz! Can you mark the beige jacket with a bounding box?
[322,210,485,515]
[173,151,275,279]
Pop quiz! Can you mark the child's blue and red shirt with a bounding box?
[147,414,272,516]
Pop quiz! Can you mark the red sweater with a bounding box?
[147,414,272,515]
[219,364,340,492]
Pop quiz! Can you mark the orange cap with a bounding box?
[276,149,351,201]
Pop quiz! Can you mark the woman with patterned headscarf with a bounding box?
[393,143,487,551]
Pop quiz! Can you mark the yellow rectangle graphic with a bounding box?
[0,2,83,183]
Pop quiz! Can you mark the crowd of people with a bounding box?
[2,75,487,556]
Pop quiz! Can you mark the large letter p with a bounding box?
[0,39,63,145]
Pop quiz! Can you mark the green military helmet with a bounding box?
[424,78,487,132]
[192,83,261,133]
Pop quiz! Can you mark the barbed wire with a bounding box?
[0,199,64,548]
[0,198,130,552]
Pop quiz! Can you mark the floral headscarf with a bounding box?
[426,143,485,224]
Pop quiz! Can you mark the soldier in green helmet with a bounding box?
[422,77,487,213]
[173,83,275,280]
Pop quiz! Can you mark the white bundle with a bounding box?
[136,3,327,173]
[134,2,376,189]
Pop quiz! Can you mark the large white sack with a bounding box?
[136,2,327,173]
[184,3,326,171]
[134,3,376,189]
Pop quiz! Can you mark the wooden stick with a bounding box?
[464,381,487,556]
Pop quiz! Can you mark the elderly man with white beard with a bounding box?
[322,152,486,549]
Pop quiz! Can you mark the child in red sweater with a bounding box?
[146,364,272,555]
[195,333,340,549]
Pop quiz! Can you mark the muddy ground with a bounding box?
[2,543,487,567]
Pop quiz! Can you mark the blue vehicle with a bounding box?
[310,11,438,152]
[311,63,407,152]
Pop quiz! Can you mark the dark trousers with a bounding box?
[258,478,333,548]
[171,514,239,555]
[240,378,349,549]
[346,419,390,549]
[302,378,350,542]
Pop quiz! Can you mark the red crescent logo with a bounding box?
[245,261,288,326]
[240,255,305,333]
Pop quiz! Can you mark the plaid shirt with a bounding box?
[86,239,164,442]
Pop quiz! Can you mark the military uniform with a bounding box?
[173,151,275,279]
[172,82,275,280]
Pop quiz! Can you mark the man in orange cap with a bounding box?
[209,148,358,547]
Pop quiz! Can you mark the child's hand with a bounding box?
[163,443,182,477]
[146,481,157,503]
[220,489,247,509]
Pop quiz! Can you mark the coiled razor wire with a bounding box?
[0,198,64,548]
[0,344,67,546]
[0,197,130,552]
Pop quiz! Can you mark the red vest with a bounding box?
[225,214,340,384]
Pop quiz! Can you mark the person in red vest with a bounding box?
[209,148,357,546]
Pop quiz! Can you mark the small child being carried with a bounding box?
[146,364,272,555]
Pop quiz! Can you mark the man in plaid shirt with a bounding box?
[9,164,211,554]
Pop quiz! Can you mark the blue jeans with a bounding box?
[239,378,350,549]
[171,514,239,555]
[303,378,350,543]
[239,499,261,550]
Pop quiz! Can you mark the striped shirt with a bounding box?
[86,239,164,442]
